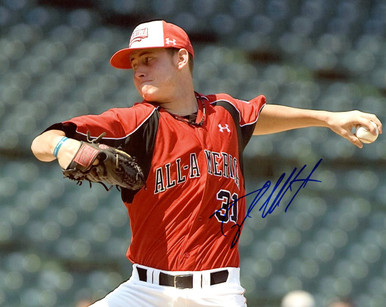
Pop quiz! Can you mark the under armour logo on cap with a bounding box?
[110,20,194,69]
[165,38,176,45]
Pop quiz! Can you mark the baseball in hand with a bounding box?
[355,121,379,144]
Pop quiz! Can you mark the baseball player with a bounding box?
[31,20,382,306]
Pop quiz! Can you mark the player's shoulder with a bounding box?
[200,92,265,109]
[100,101,159,136]
[108,101,159,120]
[200,93,235,104]
[109,100,158,112]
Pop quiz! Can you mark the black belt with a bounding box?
[136,267,229,289]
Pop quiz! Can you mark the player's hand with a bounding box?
[55,138,82,169]
[62,137,146,190]
[326,110,383,148]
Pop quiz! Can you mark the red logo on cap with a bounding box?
[130,28,148,46]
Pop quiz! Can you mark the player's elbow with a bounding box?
[31,134,55,162]
[31,136,45,161]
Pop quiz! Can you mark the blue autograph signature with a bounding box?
[210,159,323,249]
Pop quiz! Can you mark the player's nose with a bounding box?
[134,67,146,79]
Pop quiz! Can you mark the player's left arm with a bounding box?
[253,104,383,148]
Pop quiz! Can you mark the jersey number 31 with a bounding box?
[214,189,238,223]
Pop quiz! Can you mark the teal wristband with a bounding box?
[53,137,68,158]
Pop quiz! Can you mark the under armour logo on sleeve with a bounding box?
[218,124,230,133]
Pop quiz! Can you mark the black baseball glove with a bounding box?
[62,133,145,191]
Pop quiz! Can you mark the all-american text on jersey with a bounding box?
[154,150,240,194]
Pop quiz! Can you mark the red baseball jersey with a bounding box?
[54,93,266,271]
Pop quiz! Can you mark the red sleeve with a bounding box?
[231,95,266,127]
[206,93,266,127]
[62,102,158,140]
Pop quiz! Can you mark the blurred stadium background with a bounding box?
[0,0,385,306]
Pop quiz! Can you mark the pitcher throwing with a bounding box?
[31,20,382,306]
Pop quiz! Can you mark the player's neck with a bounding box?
[164,94,197,116]
[160,79,197,116]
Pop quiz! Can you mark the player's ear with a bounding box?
[176,48,189,70]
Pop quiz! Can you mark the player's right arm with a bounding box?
[31,129,81,169]
[32,104,156,169]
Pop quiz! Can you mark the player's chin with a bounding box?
[140,86,160,102]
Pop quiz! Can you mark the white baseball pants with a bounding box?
[90,264,247,307]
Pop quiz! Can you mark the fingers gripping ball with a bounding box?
[63,138,145,190]
[355,121,379,144]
